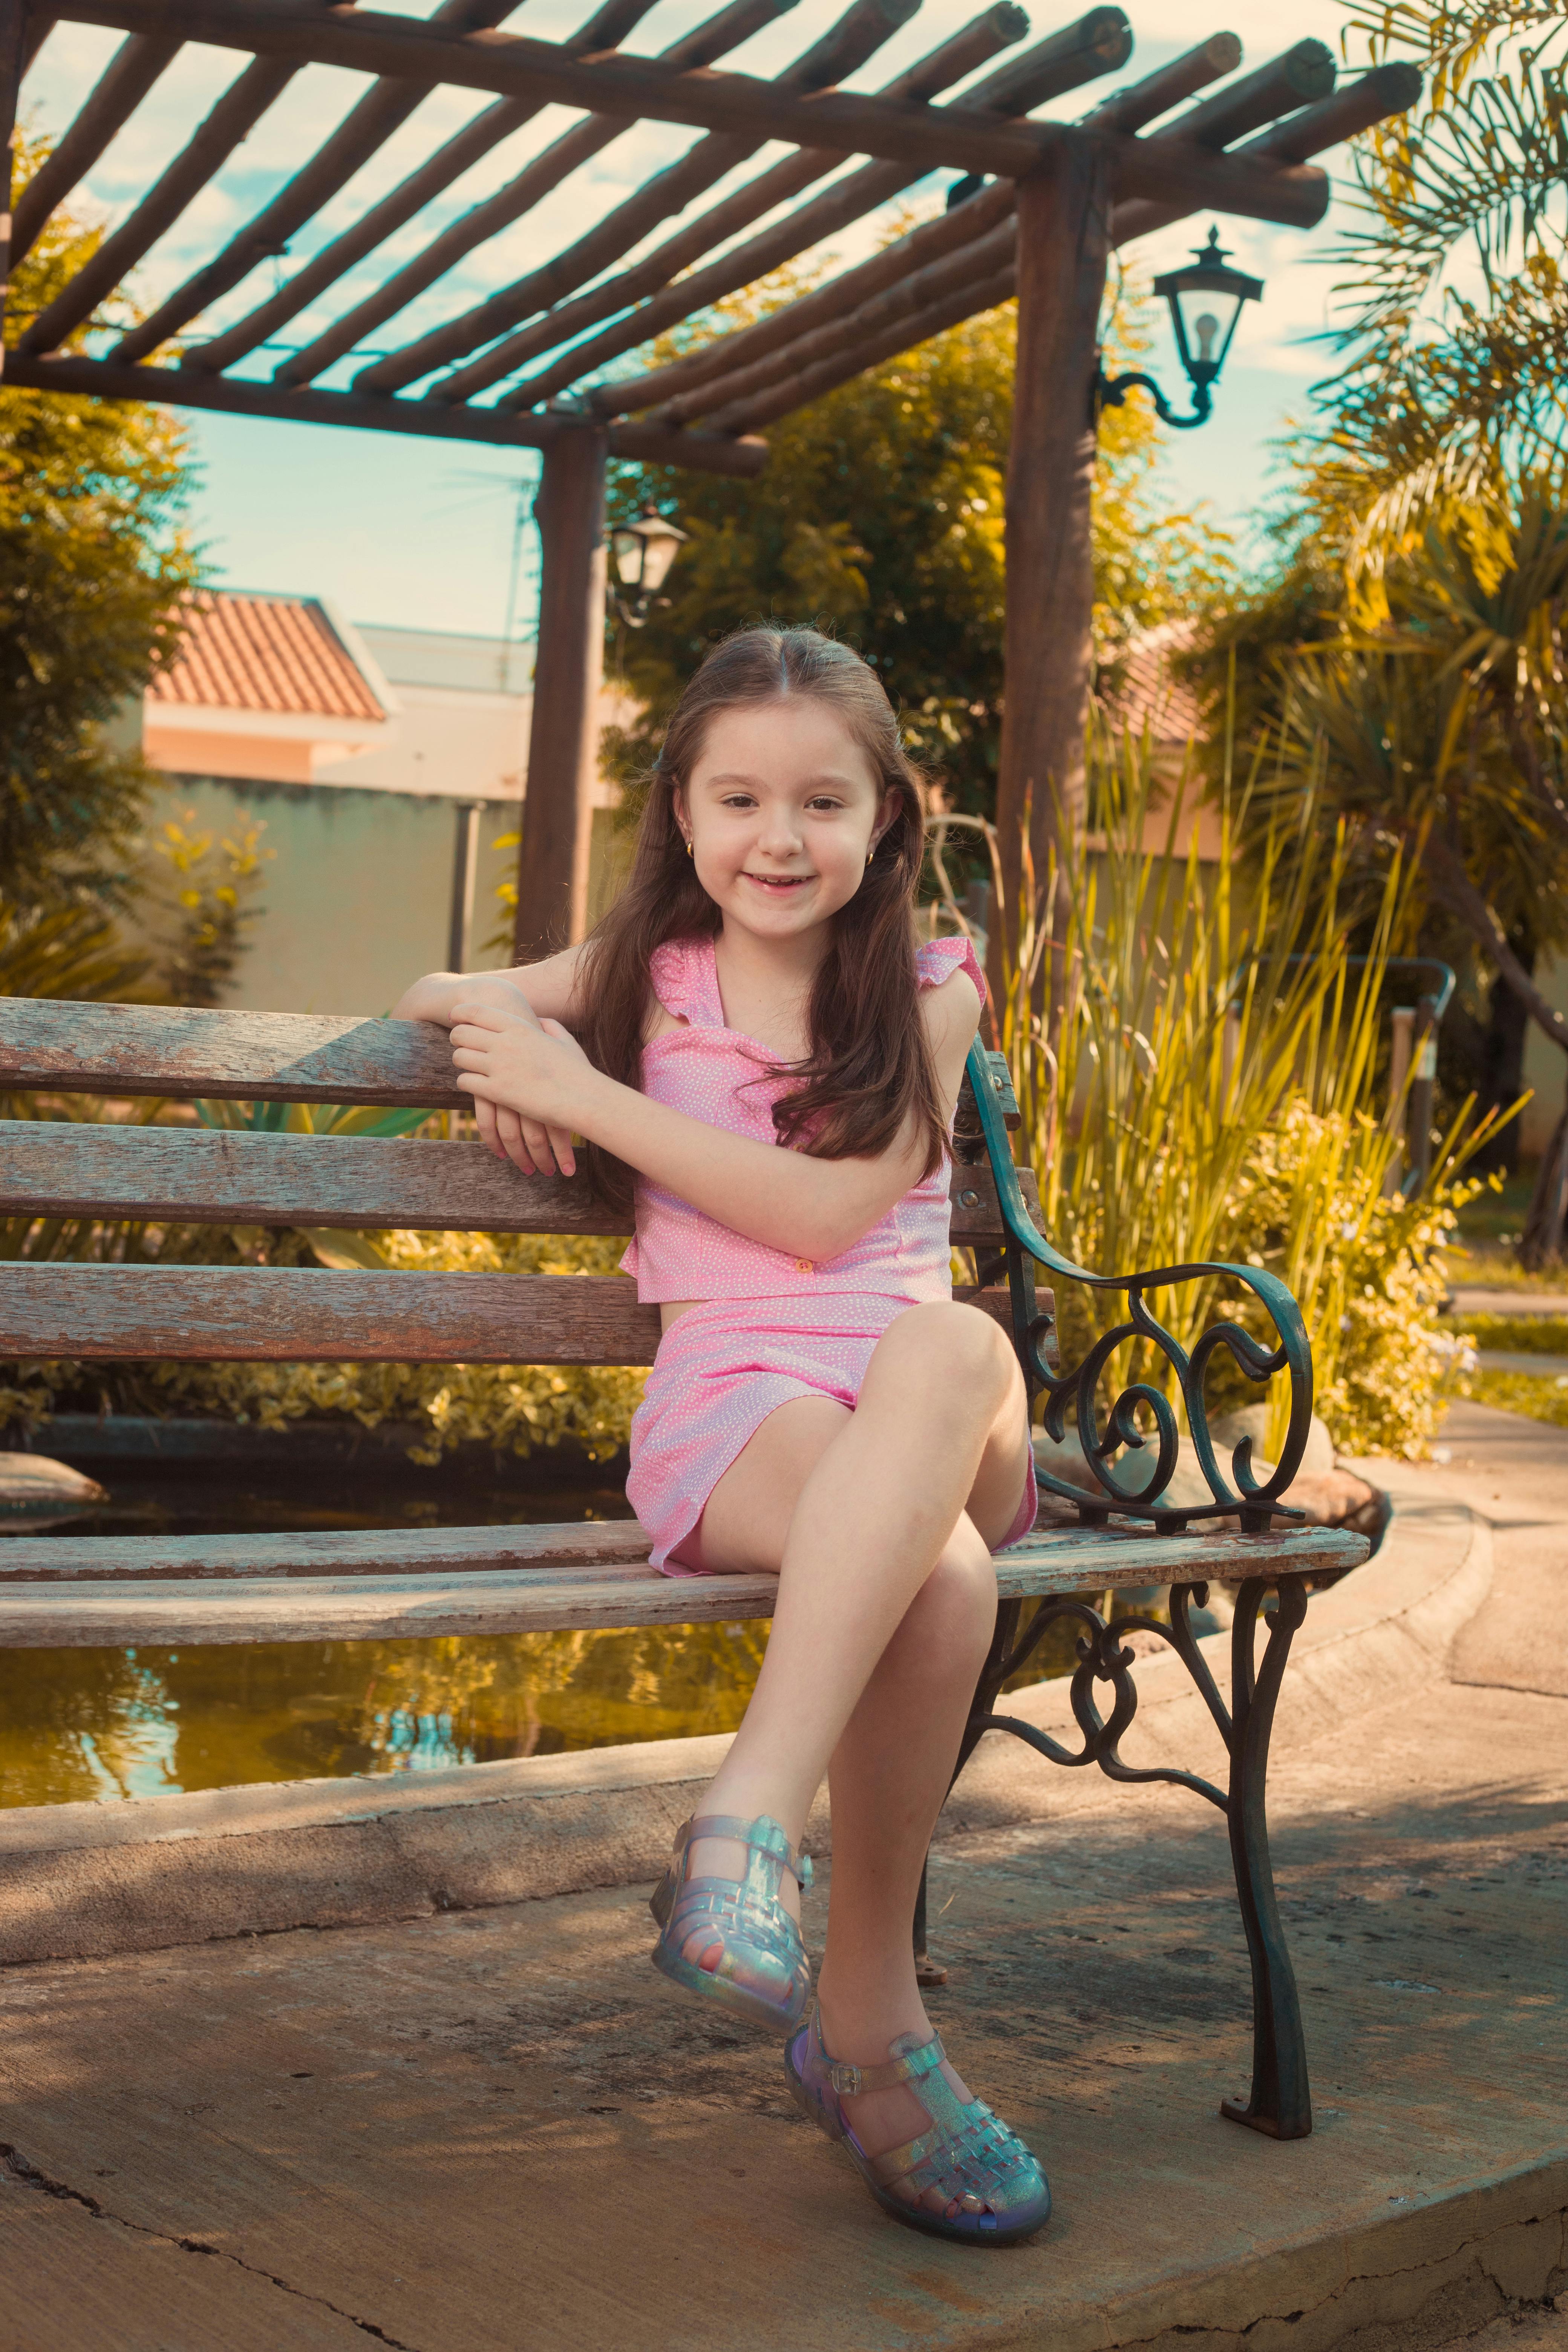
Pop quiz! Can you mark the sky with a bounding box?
[19,0,1362,640]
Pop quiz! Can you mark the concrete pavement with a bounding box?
[0,1431,1562,2351]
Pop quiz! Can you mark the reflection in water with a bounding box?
[0,1459,1079,1810]
[0,1623,771,1808]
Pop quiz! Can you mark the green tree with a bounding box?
[1313,0,1568,561]
[606,256,1233,820]
[1,133,202,913]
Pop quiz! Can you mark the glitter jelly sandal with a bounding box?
[649,1812,813,2035]
[785,2004,1051,2246]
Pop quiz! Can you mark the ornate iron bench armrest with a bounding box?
[959,1039,1313,1535]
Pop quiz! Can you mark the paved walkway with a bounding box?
[0,1421,1563,2352]
[1434,1401,1568,1700]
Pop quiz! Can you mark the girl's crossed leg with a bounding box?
[677,1299,1031,2216]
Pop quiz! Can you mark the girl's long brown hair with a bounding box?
[577,626,947,1215]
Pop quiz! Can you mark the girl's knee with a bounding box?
[874,1302,1018,1405]
[915,1533,999,1640]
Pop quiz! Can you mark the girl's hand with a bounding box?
[390,971,536,1027]
[449,1006,596,1177]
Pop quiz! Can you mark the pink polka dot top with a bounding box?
[618,931,985,1306]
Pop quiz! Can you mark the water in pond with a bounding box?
[0,1454,1091,1811]
[0,1462,769,1808]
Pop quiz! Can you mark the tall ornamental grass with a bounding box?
[931,732,1508,1460]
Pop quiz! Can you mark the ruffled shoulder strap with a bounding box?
[915,932,986,1009]
[649,933,725,1027]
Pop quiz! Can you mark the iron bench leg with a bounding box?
[915,1574,1313,2139]
[1220,1574,1311,2138]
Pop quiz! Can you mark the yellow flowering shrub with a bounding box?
[1212,1101,1482,1461]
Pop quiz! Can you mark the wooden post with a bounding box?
[447,799,482,971]
[1,0,25,371]
[513,429,608,961]
[990,142,1110,1023]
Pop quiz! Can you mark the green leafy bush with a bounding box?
[936,735,1511,1463]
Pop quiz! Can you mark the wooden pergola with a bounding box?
[0,0,1419,962]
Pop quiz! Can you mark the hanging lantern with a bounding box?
[608,504,688,622]
[1096,227,1264,430]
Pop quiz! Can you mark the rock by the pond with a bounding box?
[1209,1404,1337,1479]
[0,1452,108,1514]
[1032,1421,1380,1535]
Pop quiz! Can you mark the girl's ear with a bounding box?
[671,784,691,848]
[873,787,901,849]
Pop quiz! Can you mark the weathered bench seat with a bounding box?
[0,996,1367,2144]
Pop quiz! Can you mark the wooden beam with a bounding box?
[0,352,768,474]
[991,143,1107,1016]
[194,0,675,380]
[0,1522,1364,1646]
[18,49,316,355]
[49,0,1166,179]
[693,220,1015,426]
[0,0,21,363]
[1076,29,1241,131]
[361,2,1089,403]
[106,0,526,369]
[10,29,179,265]
[650,185,1016,424]
[551,138,1323,420]
[0,1263,1014,1366]
[0,1262,665,1363]
[348,0,923,400]
[709,253,1017,431]
[651,38,1367,438]
[455,2,1034,413]
[1112,61,1423,242]
[0,1120,1026,1241]
[607,35,1243,425]
[20,9,53,70]
[514,431,608,959]
[0,999,470,1106]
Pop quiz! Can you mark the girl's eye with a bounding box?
[807,797,844,812]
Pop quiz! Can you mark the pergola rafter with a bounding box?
[0,0,1419,958]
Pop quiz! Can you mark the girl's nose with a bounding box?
[756,808,804,858]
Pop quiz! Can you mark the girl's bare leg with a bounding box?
[695,1302,1027,1835]
[678,1301,1031,2213]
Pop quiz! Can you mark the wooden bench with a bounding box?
[0,997,1368,2140]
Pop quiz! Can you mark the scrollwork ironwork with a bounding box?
[963,1038,1314,1531]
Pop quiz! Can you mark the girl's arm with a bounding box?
[389,943,588,1031]
[391,946,589,1175]
[449,969,982,1257]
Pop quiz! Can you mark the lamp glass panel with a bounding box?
[609,527,644,588]
[1173,282,1243,378]
[638,524,683,594]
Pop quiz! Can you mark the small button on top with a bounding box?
[794,1257,813,1274]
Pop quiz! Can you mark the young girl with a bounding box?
[392,626,1050,2246]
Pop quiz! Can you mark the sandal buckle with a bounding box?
[827,2061,862,2096]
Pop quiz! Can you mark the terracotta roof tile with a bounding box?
[150,591,386,724]
[1109,620,1203,745]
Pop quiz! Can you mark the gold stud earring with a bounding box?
[684,838,694,858]
[866,842,876,866]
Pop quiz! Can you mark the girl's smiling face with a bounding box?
[675,697,896,942]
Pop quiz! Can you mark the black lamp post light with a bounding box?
[608,502,688,626]
[1096,226,1264,431]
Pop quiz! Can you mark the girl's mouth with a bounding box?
[742,872,812,893]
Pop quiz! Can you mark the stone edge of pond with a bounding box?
[0,1461,1489,1968]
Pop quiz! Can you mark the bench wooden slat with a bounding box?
[0,999,463,1107]
[0,1265,1018,1364]
[0,1525,1370,1645]
[0,1121,1035,1244]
